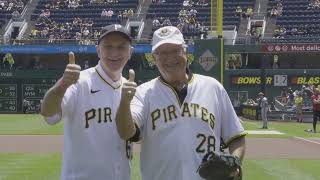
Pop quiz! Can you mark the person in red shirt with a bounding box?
[311,88,320,133]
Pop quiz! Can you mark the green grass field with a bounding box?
[0,114,320,180]
[0,114,319,138]
[0,153,319,180]
[243,119,320,138]
[0,115,63,135]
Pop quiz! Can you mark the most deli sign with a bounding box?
[262,44,320,53]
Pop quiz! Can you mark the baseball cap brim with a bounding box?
[98,28,132,44]
[152,39,184,53]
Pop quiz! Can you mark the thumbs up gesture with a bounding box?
[121,69,137,103]
[60,52,81,90]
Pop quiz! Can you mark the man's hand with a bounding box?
[60,52,81,89]
[121,69,137,104]
[40,52,81,117]
[116,69,138,140]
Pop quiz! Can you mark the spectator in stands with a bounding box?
[235,6,243,17]
[0,1,5,10]
[12,10,20,21]
[269,7,278,17]
[93,30,100,39]
[3,53,14,70]
[118,10,123,19]
[122,10,128,19]
[152,18,161,30]
[196,0,208,6]
[30,28,38,38]
[189,8,197,17]
[127,8,134,17]
[308,0,320,9]
[287,89,295,106]
[48,34,55,43]
[8,53,15,70]
[7,1,14,11]
[183,0,191,7]
[162,18,171,26]
[295,92,304,123]
[227,56,236,70]
[82,27,90,38]
[2,55,9,69]
[68,0,79,9]
[305,84,315,98]
[311,88,320,133]
[107,8,114,18]
[101,9,108,18]
[234,56,242,69]
[245,6,253,18]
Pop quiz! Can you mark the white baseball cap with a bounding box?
[151,26,185,53]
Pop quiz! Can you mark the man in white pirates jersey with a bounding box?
[116,26,247,180]
[41,24,134,180]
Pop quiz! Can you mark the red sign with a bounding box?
[261,44,320,53]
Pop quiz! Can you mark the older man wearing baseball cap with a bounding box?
[116,26,247,180]
[41,24,133,180]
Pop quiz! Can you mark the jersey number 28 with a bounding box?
[196,133,216,154]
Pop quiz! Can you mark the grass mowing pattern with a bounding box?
[0,153,61,180]
[1,114,319,138]
[242,120,320,138]
[0,114,63,135]
[243,159,320,180]
[0,153,319,180]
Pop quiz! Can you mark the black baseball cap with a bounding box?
[98,24,132,44]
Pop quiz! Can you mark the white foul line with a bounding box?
[293,136,320,145]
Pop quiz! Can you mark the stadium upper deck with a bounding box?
[0,0,319,44]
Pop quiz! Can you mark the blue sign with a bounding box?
[0,44,194,54]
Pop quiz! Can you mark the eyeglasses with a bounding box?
[153,48,185,59]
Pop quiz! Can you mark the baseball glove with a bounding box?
[197,152,242,180]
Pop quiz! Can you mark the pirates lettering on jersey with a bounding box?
[151,102,215,130]
[85,107,113,128]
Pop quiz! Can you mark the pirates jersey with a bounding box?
[48,61,131,180]
[131,74,246,180]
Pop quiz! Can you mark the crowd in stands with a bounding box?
[0,0,26,13]
[226,55,242,70]
[308,0,320,9]
[273,24,320,39]
[235,5,253,18]
[279,85,318,110]
[150,0,210,39]
[271,0,320,40]
[149,0,255,40]
[0,0,28,28]
[268,0,283,18]
[28,0,137,44]
[30,16,98,44]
